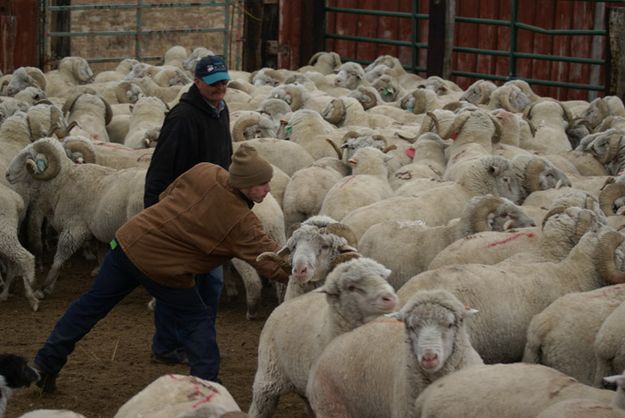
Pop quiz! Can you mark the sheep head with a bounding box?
[460,79,497,105]
[348,86,380,110]
[595,230,625,285]
[599,181,625,216]
[63,136,97,164]
[6,137,65,183]
[464,194,535,234]
[321,98,346,125]
[524,157,572,193]
[583,129,624,165]
[401,89,437,114]
[372,75,400,102]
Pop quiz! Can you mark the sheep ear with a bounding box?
[464,307,479,317]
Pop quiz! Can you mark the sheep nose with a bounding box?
[380,293,398,311]
[421,352,440,369]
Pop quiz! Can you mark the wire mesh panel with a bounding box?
[39,0,242,72]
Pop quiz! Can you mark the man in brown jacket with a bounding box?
[32,144,289,393]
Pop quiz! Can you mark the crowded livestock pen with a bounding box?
[2,7,625,416]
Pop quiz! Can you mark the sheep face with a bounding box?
[541,207,600,244]
[492,168,523,204]
[488,200,536,230]
[286,225,356,284]
[372,75,399,102]
[396,292,477,373]
[321,258,397,322]
[334,63,365,90]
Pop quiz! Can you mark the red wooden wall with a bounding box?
[279,0,625,101]
[0,0,38,74]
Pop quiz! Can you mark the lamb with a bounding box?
[257,220,359,301]
[397,218,625,364]
[306,289,483,418]
[123,96,167,149]
[594,299,625,386]
[6,138,145,296]
[522,284,625,385]
[413,363,614,418]
[341,155,524,241]
[114,374,242,418]
[359,195,535,289]
[248,257,398,417]
[536,371,625,418]
[45,56,95,98]
[319,146,393,221]
[428,196,604,269]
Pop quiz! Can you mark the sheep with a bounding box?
[428,195,605,268]
[522,284,625,385]
[123,96,167,149]
[269,83,333,113]
[62,136,153,169]
[413,363,614,418]
[93,58,140,83]
[580,128,625,176]
[0,111,35,176]
[0,184,38,311]
[521,99,573,154]
[333,61,368,90]
[321,96,395,129]
[535,371,625,418]
[359,195,535,289]
[278,109,344,159]
[341,155,524,241]
[182,47,215,73]
[231,138,313,177]
[281,164,345,234]
[371,74,406,103]
[297,51,342,75]
[6,138,145,296]
[319,146,393,221]
[114,374,241,418]
[257,220,359,301]
[230,111,278,142]
[599,179,625,229]
[4,67,47,96]
[151,65,193,88]
[387,133,447,190]
[578,96,625,130]
[459,79,497,105]
[594,299,625,387]
[487,83,534,113]
[397,218,625,364]
[130,76,186,104]
[306,289,483,418]
[62,91,112,142]
[248,257,398,418]
[45,56,95,98]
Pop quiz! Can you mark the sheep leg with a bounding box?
[249,349,292,418]
[25,206,45,271]
[40,227,91,296]
[248,377,286,418]
[231,258,262,320]
[0,227,39,311]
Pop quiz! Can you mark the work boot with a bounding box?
[150,348,188,365]
[35,369,58,394]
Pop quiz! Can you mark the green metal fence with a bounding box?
[323,3,429,73]
[39,1,233,68]
[452,0,616,93]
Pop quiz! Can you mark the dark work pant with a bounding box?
[34,246,219,381]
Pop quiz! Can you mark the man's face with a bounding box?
[195,78,227,107]
[243,182,272,203]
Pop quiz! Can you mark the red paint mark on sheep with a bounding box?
[192,392,216,408]
[486,232,535,248]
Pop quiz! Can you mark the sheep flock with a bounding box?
[2,44,625,418]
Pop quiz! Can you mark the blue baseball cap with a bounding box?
[195,55,230,85]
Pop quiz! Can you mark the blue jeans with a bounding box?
[151,267,223,363]
[34,246,220,381]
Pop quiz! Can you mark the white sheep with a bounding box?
[123,96,167,149]
[594,299,625,387]
[231,138,313,177]
[413,363,614,418]
[297,51,342,75]
[359,195,535,289]
[536,371,625,418]
[279,108,344,159]
[4,67,47,96]
[521,99,573,154]
[341,155,524,240]
[63,91,112,142]
[306,288,483,418]
[62,136,153,169]
[257,220,359,301]
[45,56,95,98]
[319,146,393,221]
[93,58,140,83]
[6,138,145,296]
[114,374,241,418]
[398,220,625,364]
[248,257,398,417]
[18,411,86,418]
[523,284,625,385]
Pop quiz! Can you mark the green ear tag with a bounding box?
[110,239,118,250]
[286,126,292,137]
[383,88,390,96]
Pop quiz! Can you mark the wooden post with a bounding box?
[243,0,263,71]
[299,0,325,67]
[427,0,455,78]
[607,7,625,101]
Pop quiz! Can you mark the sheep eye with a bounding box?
[321,244,330,250]
[448,323,454,329]
[347,285,357,292]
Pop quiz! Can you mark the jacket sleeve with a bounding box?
[225,213,290,284]
[143,116,197,208]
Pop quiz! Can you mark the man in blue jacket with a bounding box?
[144,55,233,366]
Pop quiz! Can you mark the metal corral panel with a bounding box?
[0,0,38,73]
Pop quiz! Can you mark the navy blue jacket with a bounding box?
[143,83,233,208]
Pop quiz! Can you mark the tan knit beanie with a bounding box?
[228,144,273,189]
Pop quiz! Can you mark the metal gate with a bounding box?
[322,0,625,100]
[38,0,237,71]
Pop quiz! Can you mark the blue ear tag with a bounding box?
[406,105,414,113]
[36,159,47,173]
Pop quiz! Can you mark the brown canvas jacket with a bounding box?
[116,163,288,288]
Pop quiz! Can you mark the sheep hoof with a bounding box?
[34,290,45,299]
[29,299,40,312]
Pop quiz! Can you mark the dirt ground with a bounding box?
[1,256,305,418]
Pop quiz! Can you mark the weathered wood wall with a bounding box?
[0,0,38,74]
